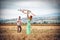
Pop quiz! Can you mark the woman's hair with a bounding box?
[29,15,32,20]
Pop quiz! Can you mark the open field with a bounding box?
[0,24,60,40]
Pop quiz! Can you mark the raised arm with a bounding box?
[27,11,29,19]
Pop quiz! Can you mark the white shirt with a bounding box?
[17,19,21,26]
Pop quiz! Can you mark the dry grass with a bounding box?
[0,25,60,40]
[0,23,60,26]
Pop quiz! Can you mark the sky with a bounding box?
[0,0,59,19]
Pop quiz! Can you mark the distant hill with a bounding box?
[0,13,60,24]
[0,16,60,24]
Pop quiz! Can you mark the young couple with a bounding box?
[17,9,35,35]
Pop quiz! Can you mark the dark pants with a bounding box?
[17,25,22,32]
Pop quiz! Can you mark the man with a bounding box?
[17,16,22,32]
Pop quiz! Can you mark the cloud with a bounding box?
[0,0,55,9]
[0,0,58,19]
[0,0,58,9]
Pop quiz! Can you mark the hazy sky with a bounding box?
[0,0,59,19]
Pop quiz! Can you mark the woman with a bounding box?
[26,12,32,35]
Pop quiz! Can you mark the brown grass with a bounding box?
[0,23,60,26]
[0,24,60,40]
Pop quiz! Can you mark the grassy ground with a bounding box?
[0,25,60,40]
